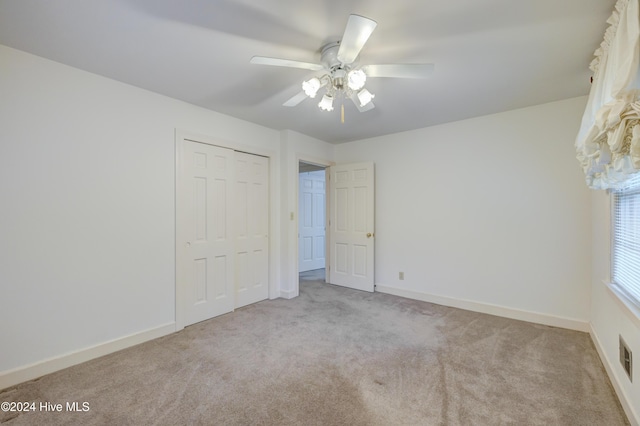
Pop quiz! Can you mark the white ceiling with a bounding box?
[0,0,615,144]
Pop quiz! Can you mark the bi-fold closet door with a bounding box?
[234,151,269,309]
[178,140,269,328]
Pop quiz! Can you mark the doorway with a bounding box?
[298,161,327,282]
[296,161,376,294]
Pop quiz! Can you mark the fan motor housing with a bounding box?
[321,42,346,70]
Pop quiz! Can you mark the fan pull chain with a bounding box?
[341,103,345,123]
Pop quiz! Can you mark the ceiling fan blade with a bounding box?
[283,91,309,107]
[350,94,375,112]
[250,56,324,71]
[363,64,435,78]
[337,15,377,64]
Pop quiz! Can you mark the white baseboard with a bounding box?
[375,285,590,332]
[589,324,640,426]
[0,322,175,391]
[280,289,298,299]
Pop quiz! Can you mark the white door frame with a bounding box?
[175,130,278,331]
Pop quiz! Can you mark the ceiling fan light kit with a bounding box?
[250,14,434,120]
[302,77,322,98]
[347,69,367,91]
[308,51,375,112]
[357,88,375,107]
[318,94,335,111]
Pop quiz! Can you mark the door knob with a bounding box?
[367,233,373,238]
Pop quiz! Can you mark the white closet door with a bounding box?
[328,162,375,292]
[180,140,235,326]
[299,170,326,272]
[234,152,269,308]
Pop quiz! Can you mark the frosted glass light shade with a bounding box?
[302,77,321,98]
[347,69,366,90]
[318,94,334,111]
[357,88,375,107]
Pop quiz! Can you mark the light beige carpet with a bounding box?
[0,271,629,425]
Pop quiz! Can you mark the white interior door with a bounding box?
[235,152,269,308]
[328,162,375,292]
[298,170,326,272]
[179,140,235,326]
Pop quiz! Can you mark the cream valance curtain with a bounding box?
[575,0,640,189]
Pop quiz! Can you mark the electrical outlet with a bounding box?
[619,335,633,382]
[399,272,404,280]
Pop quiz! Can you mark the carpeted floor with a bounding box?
[0,270,629,425]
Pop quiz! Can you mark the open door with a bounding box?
[328,162,375,292]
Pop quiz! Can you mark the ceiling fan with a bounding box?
[250,14,434,119]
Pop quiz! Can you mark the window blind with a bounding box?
[612,173,640,307]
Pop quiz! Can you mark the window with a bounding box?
[612,174,640,308]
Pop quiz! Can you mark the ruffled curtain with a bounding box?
[575,0,640,189]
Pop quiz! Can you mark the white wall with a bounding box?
[335,97,592,328]
[590,190,640,424]
[0,45,292,379]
